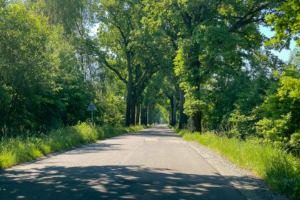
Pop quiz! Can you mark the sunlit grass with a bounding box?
[173,128,300,199]
[0,123,151,170]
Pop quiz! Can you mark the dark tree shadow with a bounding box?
[0,165,249,200]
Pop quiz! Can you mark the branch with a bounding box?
[200,59,216,83]
[75,20,128,85]
[134,68,160,101]
[234,31,262,41]
[115,25,128,46]
[171,38,178,51]
[229,3,269,32]
[102,58,128,85]
[133,68,148,87]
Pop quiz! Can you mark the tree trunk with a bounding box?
[135,104,140,125]
[190,111,202,133]
[169,97,173,126]
[179,87,188,129]
[147,103,152,125]
[141,104,147,125]
[149,104,153,125]
[187,34,202,132]
[130,99,135,126]
[173,94,176,126]
[125,52,132,127]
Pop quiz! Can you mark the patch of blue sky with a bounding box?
[260,26,297,62]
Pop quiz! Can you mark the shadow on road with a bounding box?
[0,164,258,200]
[112,125,180,139]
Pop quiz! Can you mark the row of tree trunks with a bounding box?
[129,90,187,128]
[130,97,157,126]
[128,88,187,128]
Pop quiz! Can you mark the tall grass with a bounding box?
[174,128,300,199]
[0,123,150,170]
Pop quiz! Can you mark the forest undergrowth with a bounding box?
[0,123,151,170]
[170,126,300,199]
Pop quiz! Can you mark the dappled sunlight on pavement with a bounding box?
[0,125,247,200]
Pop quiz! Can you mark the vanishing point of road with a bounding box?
[0,125,246,200]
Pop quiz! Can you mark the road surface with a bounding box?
[0,125,246,200]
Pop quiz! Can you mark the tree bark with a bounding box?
[190,111,201,133]
[169,96,174,126]
[149,104,153,125]
[173,94,176,126]
[135,104,140,125]
[125,52,132,127]
[130,99,135,126]
[141,104,147,125]
[147,103,152,125]
[179,87,188,129]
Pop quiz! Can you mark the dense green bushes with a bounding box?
[225,50,300,155]
[0,3,95,137]
[0,3,129,137]
[0,123,149,170]
[174,128,300,199]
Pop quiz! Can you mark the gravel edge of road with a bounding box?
[187,140,291,200]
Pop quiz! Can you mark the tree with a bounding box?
[255,49,300,152]
[0,3,92,136]
[25,0,97,35]
[144,0,282,132]
[265,0,300,50]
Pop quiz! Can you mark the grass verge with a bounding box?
[0,123,152,170]
[171,127,300,199]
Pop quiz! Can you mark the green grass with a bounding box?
[0,123,151,170]
[172,128,300,199]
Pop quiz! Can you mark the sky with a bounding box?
[260,26,297,62]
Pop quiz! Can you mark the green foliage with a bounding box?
[0,3,95,136]
[143,0,280,132]
[25,0,97,35]
[0,123,150,170]
[253,51,300,152]
[95,84,126,126]
[265,0,300,49]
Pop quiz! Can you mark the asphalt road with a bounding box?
[0,125,246,200]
